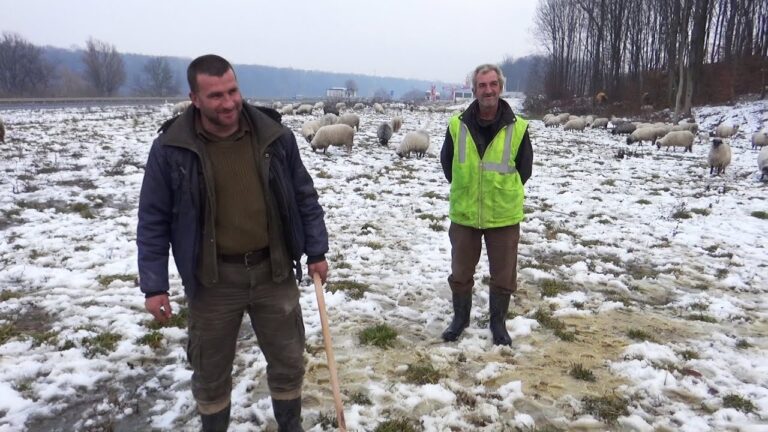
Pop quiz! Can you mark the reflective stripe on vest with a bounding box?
[458,123,518,174]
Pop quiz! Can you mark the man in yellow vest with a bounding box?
[440,64,533,346]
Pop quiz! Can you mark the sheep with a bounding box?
[671,122,699,134]
[272,101,283,110]
[655,130,695,152]
[172,100,192,116]
[0,116,5,143]
[751,129,768,150]
[626,126,664,145]
[296,104,314,115]
[584,115,595,126]
[279,104,294,115]
[319,113,338,127]
[563,117,588,131]
[313,101,324,110]
[338,113,360,131]
[373,103,384,114]
[310,124,355,153]
[611,122,636,135]
[542,113,556,124]
[397,130,430,158]
[377,122,393,146]
[591,117,609,128]
[353,102,365,110]
[544,116,561,128]
[708,138,732,175]
[323,105,339,116]
[390,116,403,133]
[714,123,739,138]
[335,102,346,111]
[758,147,768,181]
[300,119,322,143]
[555,113,570,125]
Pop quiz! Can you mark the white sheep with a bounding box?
[655,130,695,152]
[708,138,732,175]
[563,118,588,131]
[335,102,346,111]
[353,102,365,110]
[555,113,570,125]
[272,101,283,110]
[377,122,393,146]
[390,116,403,133]
[338,113,360,131]
[758,146,768,181]
[172,100,192,116]
[313,101,324,110]
[300,119,322,143]
[542,113,555,124]
[310,124,355,153]
[280,104,294,115]
[591,117,609,128]
[671,122,699,134]
[296,104,314,115]
[714,123,739,138]
[319,113,338,127]
[397,130,430,158]
[626,126,664,145]
[0,116,5,143]
[373,103,384,114]
[751,129,768,150]
[544,116,561,128]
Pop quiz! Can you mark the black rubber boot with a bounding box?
[489,292,512,346]
[442,292,472,342]
[272,397,303,432]
[201,403,230,432]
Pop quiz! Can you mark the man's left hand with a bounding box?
[308,260,329,284]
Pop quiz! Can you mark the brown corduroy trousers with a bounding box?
[448,222,521,296]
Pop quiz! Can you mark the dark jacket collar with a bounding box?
[460,98,517,128]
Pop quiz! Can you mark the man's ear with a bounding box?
[189,92,198,108]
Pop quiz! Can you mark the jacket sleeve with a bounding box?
[440,127,453,183]
[283,130,329,262]
[136,140,172,296]
[515,129,533,185]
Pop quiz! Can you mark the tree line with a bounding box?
[531,0,768,117]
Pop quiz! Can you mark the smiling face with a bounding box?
[189,68,242,137]
[473,69,501,115]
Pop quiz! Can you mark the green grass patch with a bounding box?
[347,391,372,405]
[362,192,377,200]
[421,191,445,200]
[334,261,352,270]
[138,331,164,350]
[569,363,596,382]
[672,209,692,219]
[627,328,657,342]
[540,279,569,297]
[417,213,444,222]
[735,339,752,349]
[428,222,444,232]
[359,324,398,348]
[317,411,339,429]
[83,331,121,357]
[364,241,384,250]
[404,359,444,385]
[315,169,332,179]
[69,202,95,219]
[678,349,700,360]
[544,221,576,239]
[600,179,616,186]
[533,309,565,331]
[554,328,576,342]
[0,291,21,302]
[686,313,717,323]
[98,274,136,287]
[722,394,756,413]
[374,418,420,432]
[750,211,768,220]
[30,330,58,347]
[715,268,728,279]
[636,199,651,205]
[690,208,710,216]
[581,394,629,423]
[0,323,19,344]
[327,280,368,300]
[147,307,188,329]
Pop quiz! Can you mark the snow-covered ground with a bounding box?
[0,97,766,431]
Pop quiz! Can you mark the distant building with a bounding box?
[453,89,473,102]
[325,87,357,99]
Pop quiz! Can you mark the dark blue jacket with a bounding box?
[137,104,328,299]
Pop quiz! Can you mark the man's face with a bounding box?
[190,68,242,134]
[473,70,501,112]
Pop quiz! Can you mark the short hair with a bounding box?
[187,54,235,93]
[471,64,506,93]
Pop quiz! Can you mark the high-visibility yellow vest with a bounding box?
[448,114,528,228]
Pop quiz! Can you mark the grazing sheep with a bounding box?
[300,119,322,143]
[313,101,324,110]
[542,113,556,124]
[279,104,294,115]
[323,105,339,116]
[555,113,570,125]
[335,102,346,111]
[390,116,403,133]
[751,129,768,150]
[353,102,365,110]
[0,116,5,143]
[319,113,338,127]
[655,130,695,152]
[708,138,732,175]
[584,115,595,126]
[591,117,609,128]
[544,116,561,128]
[373,103,384,114]
[626,126,664,145]
[310,124,355,153]
[758,147,768,181]
[671,122,699,134]
[563,117,588,131]
[397,130,430,158]
[611,122,636,135]
[338,113,360,131]
[377,122,393,146]
[172,100,192,116]
[272,101,283,110]
[296,104,314,115]
[714,123,739,138]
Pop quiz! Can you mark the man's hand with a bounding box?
[145,294,172,323]
[308,260,329,284]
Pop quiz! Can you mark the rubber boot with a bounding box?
[489,292,512,346]
[272,397,303,432]
[441,292,472,342]
[201,403,230,432]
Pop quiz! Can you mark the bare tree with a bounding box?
[133,57,179,96]
[344,79,358,98]
[81,37,126,96]
[372,87,391,102]
[0,32,53,97]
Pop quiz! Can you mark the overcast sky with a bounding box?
[2,0,541,84]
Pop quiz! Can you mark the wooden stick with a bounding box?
[313,273,347,431]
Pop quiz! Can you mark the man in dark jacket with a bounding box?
[440,63,532,347]
[137,54,328,432]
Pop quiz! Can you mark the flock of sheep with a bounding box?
[542,112,768,180]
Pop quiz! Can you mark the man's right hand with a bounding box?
[145,293,172,323]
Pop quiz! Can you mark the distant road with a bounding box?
[0,97,187,109]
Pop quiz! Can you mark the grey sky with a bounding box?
[3,0,540,84]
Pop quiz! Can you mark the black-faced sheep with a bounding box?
[655,130,695,152]
[338,113,360,131]
[300,119,322,143]
[0,116,5,142]
[611,122,636,135]
[708,138,732,175]
[310,124,355,153]
[758,147,768,181]
[377,122,393,146]
[323,105,339,116]
[319,113,338,127]
[397,130,430,158]
[627,126,664,145]
[714,123,739,138]
[751,130,768,150]
[591,117,609,128]
[391,116,403,133]
[335,102,346,112]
